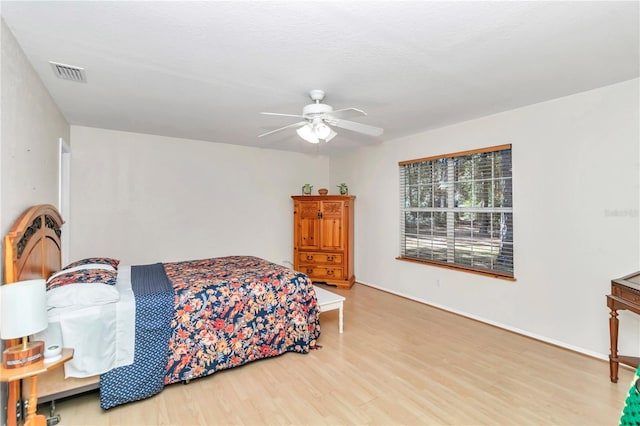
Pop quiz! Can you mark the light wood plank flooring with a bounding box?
[39,283,633,425]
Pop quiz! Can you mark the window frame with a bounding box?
[397,144,514,280]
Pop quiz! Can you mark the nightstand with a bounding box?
[0,348,73,426]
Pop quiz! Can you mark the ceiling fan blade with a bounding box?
[258,121,307,138]
[329,107,367,117]
[260,112,305,119]
[328,119,384,136]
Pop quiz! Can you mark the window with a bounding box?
[399,144,513,279]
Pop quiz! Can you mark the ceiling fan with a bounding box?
[259,90,384,144]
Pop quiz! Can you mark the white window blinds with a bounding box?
[399,144,513,278]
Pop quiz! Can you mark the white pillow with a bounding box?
[47,283,120,309]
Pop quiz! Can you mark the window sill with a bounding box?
[396,256,516,281]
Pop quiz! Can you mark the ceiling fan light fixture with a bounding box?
[296,124,319,144]
[324,128,337,143]
[314,122,331,139]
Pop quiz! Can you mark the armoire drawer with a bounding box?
[301,266,344,281]
[298,252,343,265]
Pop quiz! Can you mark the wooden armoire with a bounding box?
[292,195,355,288]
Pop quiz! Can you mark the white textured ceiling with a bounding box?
[2,1,639,154]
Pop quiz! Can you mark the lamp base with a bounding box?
[2,340,44,369]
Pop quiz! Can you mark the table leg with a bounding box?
[24,376,46,426]
[609,307,619,383]
[7,381,18,426]
[339,302,343,334]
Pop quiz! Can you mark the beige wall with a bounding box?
[329,78,640,359]
[0,19,70,426]
[68,126,330,267]
[1,19,70,279]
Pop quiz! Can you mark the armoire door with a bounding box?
[297,201,321,250]
[319,200,344,251]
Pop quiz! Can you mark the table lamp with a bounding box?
[0,279,47,369]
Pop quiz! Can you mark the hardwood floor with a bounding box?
[40,283,632,425]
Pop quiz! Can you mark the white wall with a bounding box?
[0,19,70,426]
[1,19,70,274]
[329,78,640,359]
[69,126,329,267]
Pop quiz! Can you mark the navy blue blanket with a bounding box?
[99,263,174,409]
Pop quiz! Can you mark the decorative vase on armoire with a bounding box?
[291,195,355,289]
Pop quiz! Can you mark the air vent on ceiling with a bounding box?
[49,61,86,83]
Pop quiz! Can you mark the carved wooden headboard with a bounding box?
[4,204,64,284]
[2,205,63,426]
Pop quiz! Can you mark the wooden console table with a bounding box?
[607,271,640,383]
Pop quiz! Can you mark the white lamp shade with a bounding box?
[324,128,337,142]
[314,122,331,139]
[296,124,319,144]
[0,279,47,339]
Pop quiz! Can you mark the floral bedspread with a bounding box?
[162,256,320,384]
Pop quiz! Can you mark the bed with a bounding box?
[3,204,321,412]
